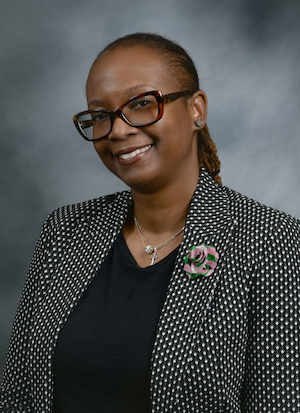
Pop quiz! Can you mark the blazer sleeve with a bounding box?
[0,214,54,413]
[240,214,300,412]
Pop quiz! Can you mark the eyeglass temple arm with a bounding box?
[163,90,195,104]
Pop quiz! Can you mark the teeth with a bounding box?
[118,145,151,160]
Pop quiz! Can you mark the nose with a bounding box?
[108,116,139,141]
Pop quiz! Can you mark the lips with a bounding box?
[117,144,152,160]
[114,144,152,164]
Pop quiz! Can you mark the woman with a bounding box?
[1,33,299,412]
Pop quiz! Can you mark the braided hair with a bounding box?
[97,32,221,184]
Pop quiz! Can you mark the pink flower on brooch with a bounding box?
[184,244,219,279]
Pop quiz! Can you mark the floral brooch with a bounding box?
[184,244,219,279]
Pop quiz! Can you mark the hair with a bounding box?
[97,33,221,184]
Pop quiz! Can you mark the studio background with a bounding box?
[1,0,299,376]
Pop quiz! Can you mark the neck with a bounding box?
[131,171,199,235]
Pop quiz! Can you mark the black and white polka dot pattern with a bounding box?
[1,169,299,412]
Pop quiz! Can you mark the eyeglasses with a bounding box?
[73,90,195,141]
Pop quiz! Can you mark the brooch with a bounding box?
[184,244,219,279]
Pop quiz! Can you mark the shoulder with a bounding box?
[197,168,299,236]
[220,184,300,235]
[42,190,132,233]
[218,184,300,275]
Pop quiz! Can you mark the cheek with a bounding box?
[93,141,111,166]
[159,111,195,146]
[163,104,194,133]
[93,141,102,159]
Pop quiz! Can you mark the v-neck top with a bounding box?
[52,231,179,413]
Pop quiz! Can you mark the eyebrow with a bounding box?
[88,84,155,107]
[122,84,155,94]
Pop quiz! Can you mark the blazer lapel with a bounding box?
[150,169,236,405]
[61,190,133,293]
[34,191,133,349]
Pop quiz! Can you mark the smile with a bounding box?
[117,145,152,160]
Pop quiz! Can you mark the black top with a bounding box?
[52,231,179,413]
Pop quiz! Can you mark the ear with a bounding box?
[189,90,208,130]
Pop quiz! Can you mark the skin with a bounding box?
[86,45,207,267]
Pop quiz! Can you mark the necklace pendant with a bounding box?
[134,215,185,266]
[145,245,154,254]
[150,249,158,266]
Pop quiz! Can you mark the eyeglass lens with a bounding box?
[78,94,160,140]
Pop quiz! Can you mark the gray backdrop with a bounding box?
[1,0,299,376]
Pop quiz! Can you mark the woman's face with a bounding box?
[86,46,207,193]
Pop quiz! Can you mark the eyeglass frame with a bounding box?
[73,89,196,142]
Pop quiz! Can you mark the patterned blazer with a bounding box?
[1,169,299,412]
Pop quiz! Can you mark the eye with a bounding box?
[92,112,109,122]
[129,97,155,110]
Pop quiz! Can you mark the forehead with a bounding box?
[86,46,181,103]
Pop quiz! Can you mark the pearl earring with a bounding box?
[195,120,203,127]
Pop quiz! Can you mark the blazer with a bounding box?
[1,169,299,412]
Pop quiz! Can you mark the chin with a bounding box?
[113,172,153,193]
[109,165,157,192]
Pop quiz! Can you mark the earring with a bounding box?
[195,120,203,127]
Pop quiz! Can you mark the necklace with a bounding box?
[133,215,185,265]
